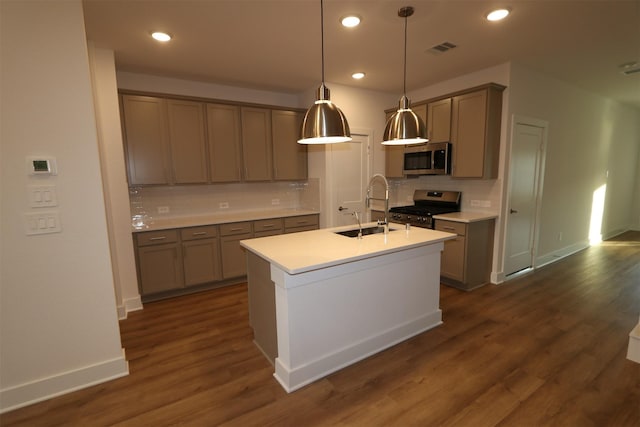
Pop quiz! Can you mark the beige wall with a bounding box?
[508,62,640,266]
[0,0,127,412]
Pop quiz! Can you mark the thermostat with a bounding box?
[27,157,57,175]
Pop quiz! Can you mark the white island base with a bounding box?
[243,225,450,393]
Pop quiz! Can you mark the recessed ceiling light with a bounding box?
[486,8,511,21]
[151,32,172,42]
[341,15,361,28]
[352,72,365,80]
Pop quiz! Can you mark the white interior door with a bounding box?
[505,119,547,276]
[330,134,370,227]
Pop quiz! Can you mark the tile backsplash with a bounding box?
[130,179,320,221]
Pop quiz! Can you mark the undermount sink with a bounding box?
[335,226,396,238]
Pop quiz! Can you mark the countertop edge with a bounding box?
[131,209,320,232]
[433,212,498,223]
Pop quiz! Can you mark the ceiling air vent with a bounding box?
[427,41,457,54]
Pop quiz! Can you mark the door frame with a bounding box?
[502,115,548,279]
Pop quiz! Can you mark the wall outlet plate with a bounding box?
[219,202,229,209]
[157,206,170,214]
[271,198,280,205]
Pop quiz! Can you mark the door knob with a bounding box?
[338,206,348,211]
[510,208,518,214]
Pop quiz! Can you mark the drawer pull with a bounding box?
[230,227,244,232]
[192,232,207,236]
[297,220,308,224]
[149,236,167,241]
[442,226,456,231]
[261,224,276,228]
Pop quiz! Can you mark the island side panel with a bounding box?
[247,251,277,364]
[272,243,444,392]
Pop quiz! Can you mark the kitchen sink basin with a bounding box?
[335,226,396,238]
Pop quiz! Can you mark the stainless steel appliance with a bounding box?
[389,190,461,229]
[403,142,451,175]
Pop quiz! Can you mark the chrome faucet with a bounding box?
[365,173,390,235]
[352,211,363,239]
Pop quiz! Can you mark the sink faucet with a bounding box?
[352,211,363,239]
[365,173,390,235]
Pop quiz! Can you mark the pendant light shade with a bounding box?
[299,84,351,144]
[382,6,428,146]
[298,0,352,144]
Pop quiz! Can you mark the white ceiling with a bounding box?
[83,0,640,109]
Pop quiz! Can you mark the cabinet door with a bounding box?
[241,107,273,181]
[451,90,488,178]
[440,236,466,282]
[384,111,405,178]
[427,98,452,143]
[167,100,208,183]
[121,95,170,185]
[272,110,307,180]
[137,243,183,294]
[183,238,221,286]
[206,104,242,182]
[220,234,252,278]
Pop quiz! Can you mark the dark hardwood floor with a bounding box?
[3,232,639,426]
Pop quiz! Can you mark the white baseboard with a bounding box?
[627,322,640,364]
[535,240,589,269]
[117,295,143,320]
[0,349,129,414]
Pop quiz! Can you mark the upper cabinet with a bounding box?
[120,92,306,185]
[241,107,273,181]
[451,84,505,179]
[384,111,405,179]
[121,95,171,185]
[206,103,242,182]
[272,110,307,181]
[426,98,452,143]
[166,99,208,184]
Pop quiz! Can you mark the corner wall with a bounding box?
[0,0,127,412]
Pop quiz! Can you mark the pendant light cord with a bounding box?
[403,12,407,96]
[320,0,325,84]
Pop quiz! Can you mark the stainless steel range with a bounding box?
[390,190,461,229]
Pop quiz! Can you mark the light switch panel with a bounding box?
[28,185,58,207]
[25,211,62,235]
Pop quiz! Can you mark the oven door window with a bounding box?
[404,151,431,171]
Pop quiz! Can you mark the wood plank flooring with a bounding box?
[3,232,639,426]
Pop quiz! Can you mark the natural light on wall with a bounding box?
[589,183,607,245]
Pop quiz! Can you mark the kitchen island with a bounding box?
[240,222,455,392]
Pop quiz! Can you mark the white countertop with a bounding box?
[132,208,319,232]
[240,222,456,275]
[433,212,498,223]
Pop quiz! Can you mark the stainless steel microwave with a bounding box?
[403,142,451,175]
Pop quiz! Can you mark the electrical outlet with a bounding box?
[157,206,170,214]
[219,202,229,209]
[470,200,491,208]
[271,198,280,206]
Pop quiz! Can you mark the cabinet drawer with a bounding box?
[435,220,466,236]
[136,229,179,246]
[220,221,252,236]
[284,214,319,230]
[180,225,218,240]
[254,218,283,234]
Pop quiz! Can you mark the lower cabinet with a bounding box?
[135,230,184,295]
[284,214,319,233]
[181,226,221,286]
[220,221,253,279]
[134,214,319,299]
[435,218,495,291]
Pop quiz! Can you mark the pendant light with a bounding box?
[298,0,352,144]
[382,6,428,145]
